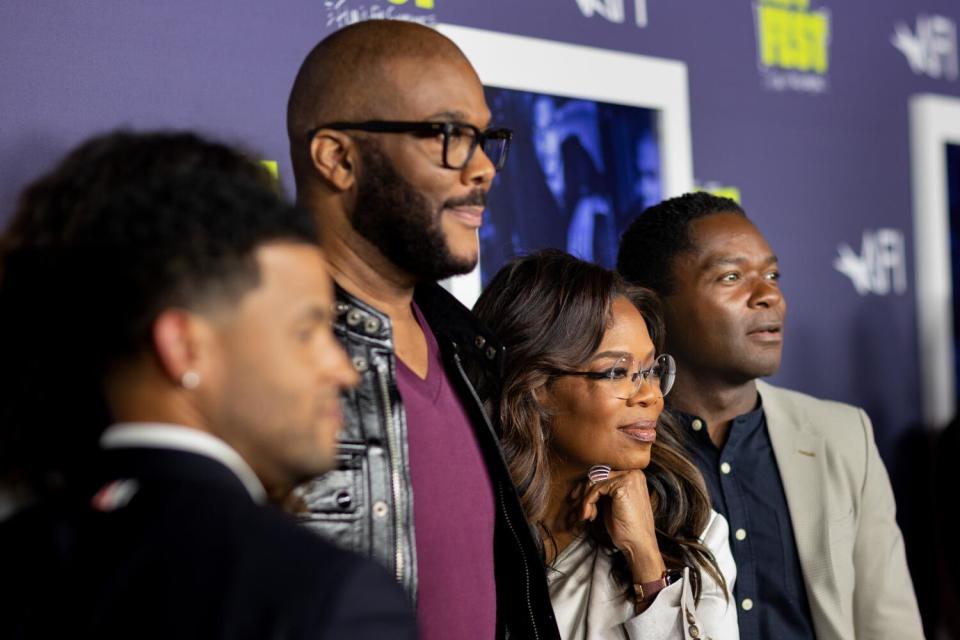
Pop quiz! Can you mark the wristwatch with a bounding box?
[633,568,682,604]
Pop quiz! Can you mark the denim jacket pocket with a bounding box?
[296,443,368,553]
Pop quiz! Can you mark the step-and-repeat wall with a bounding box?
[3,0,960,632]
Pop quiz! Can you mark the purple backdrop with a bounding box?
[3,0,960,632]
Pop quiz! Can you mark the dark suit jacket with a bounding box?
[0,448,417,639]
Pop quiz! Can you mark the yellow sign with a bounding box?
[260,160,279,180]
[756,0,830,74]
[697,184,742,204]
[388,0,434,7]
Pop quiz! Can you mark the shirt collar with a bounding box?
[99,423,267,504]
[674,393,766,438]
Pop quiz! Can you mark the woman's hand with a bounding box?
[578,469,666,583]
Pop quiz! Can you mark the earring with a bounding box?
[181,371,201,390]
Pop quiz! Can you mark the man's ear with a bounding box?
[152,309,210,387]
[310,130,357,192]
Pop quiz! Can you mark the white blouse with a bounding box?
[547,510,740,640]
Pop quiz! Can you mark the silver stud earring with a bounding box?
[181,371,201,390]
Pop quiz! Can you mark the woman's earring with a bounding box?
[181,371,201,390]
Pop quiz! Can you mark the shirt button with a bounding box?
[720,462,732,474]
[735,528,747,541]
[741,598,754,611]
[691,419,703,431]
[372,501,389,518]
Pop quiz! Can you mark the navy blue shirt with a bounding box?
[677,398,817,640]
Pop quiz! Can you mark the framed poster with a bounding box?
[436,24,693,305]
[480,87,660,284]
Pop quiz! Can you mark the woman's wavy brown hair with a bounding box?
[473,249,725,600]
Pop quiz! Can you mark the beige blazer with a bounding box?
[758,380,924,639]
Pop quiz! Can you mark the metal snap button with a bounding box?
[364,317,381,333]
[372,501,389,518]
[474,335,486,349]
[346,309,363,326]
[485,345,497,360]
[352,357,369,373]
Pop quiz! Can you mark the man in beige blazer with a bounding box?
[617,191,924,640]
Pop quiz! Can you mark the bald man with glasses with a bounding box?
[286,20,559,640]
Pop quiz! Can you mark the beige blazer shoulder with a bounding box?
[757,380,924,639]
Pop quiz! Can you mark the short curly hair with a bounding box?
[616,191,745,295]
[0,130,319,492]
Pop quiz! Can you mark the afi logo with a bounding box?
[575,0,648,27]
[833,229,907,296]
[891,15,958,81]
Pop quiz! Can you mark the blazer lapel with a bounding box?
[758,381,844,638]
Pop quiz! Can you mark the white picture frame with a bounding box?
[435,23,694,307]
[909,93,960,428]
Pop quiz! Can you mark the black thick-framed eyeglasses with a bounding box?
[308,120,513,171]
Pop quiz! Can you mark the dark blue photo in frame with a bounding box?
[947,142,960,400]
[480,86,662,285]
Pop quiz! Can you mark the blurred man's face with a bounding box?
[349,55,497,281]
[202,242,358,490]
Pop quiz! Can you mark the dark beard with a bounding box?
[352,140,481,282]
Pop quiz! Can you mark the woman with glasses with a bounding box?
[473,250,738,639]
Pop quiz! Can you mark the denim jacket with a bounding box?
[296,282,559,640]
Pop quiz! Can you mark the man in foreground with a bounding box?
[287,20,558,639]
[0,131,416,639]
[617,192,923,639]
